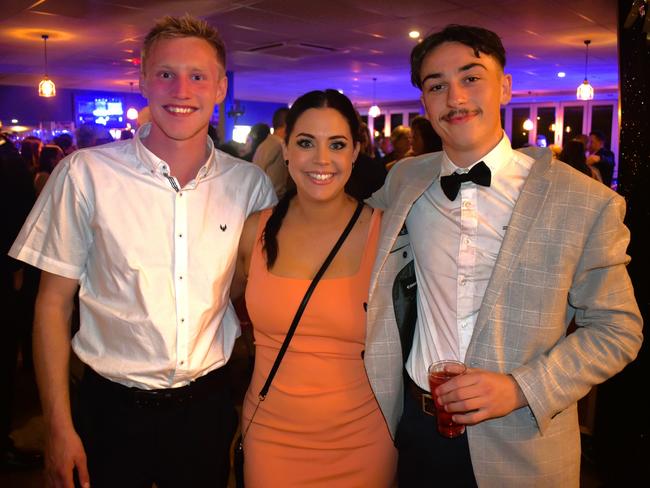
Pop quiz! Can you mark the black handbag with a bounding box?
[234,201,364,488]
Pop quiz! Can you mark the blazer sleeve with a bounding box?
[511,193,643,434]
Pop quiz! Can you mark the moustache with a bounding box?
[441,109,480,121]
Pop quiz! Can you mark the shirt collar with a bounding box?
[134,123,216,180]
[440,132,513,177]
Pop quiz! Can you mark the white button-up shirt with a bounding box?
[406,134,534,390]
[10,124,276,389]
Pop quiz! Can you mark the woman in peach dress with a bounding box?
[232,90,397,487]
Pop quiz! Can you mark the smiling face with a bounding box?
[419,41,511,167]
[139,36,227,150]
[283,107,360,204]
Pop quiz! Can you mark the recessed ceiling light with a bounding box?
[409,30,420,39]
[557,71,566,78]
[11,119,18,124]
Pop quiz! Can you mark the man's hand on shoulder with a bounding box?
[434,368,528,425]
[44,424,89,488]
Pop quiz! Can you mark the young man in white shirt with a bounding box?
[365,24,642,487]
[10,15,275,488]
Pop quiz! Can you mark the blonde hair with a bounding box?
[141,14,226,73]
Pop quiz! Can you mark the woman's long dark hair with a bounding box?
[262,89,361,269]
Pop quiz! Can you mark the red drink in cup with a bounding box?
[428,360,467,438]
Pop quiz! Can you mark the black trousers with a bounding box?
[74,367,238,488]
[396,387,478,488]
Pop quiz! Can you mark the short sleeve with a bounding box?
[9,156,93,280]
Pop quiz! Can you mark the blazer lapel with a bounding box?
[473,148,553,338]
[368,156,441,303]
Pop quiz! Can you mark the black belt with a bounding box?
[406,374,436,416]
[83,366,229,408]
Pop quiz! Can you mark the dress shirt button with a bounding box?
[463,236,471,245]
[463,200,472,209]
[461,321,468,329]
[180,361,185,365]
[459,277,467,286]
[179,192,184,197]
[178,233,183,238]
[181,318,185,323]
[179,275,183,280]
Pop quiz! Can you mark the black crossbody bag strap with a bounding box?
[242,201,364,439]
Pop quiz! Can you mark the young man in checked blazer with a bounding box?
[363,24,642,487]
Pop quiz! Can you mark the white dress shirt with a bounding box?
[406,134,534,390]
[10,123,276,389]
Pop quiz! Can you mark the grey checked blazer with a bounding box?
[364,146,642,487]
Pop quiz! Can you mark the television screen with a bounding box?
[76,95,125,127]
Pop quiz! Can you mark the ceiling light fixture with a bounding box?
[576,40,594,100]
[557,71,566,78]
[126,81,139,121]
[368,77,381,118]
[409,30,420,39]
[38,34,56,98]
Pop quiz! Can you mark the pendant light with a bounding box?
[368,77,381,118]
[576,40,594,101]
[38,34,56,98]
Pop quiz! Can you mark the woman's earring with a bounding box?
[285,159,289,165]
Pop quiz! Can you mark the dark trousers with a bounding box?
[74,367,237,488]
[0,282,19,450]
[396,387,478,488]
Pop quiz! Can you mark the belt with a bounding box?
[406,375,436,416]
[83,366,229,408]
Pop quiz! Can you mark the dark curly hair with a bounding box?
[410,24,506,90]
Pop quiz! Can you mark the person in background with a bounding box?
[53,133,76,157]
[242,122,270,161]
[20,136,42,174]
[253,107,293,198]
[34,144,65,196]
[559,139,601,182]
[0,134,41,471]
[409,115,442,156]
[366,23,642,487]
[586,130,615,187]
[10,15,275,488]
[384,125,411,170]
[346,122,387,200]
[232,89,397,487]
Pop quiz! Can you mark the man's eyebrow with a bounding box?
[458,62,487,72]
[421,62,488,85]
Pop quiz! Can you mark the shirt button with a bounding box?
[459,277,467,286]
[463,200,472,209]
[463,236,471,245]
[180,361,185,365]
[178,233,183,238]
[181,318,185,323]
[179,276,183,280]
[179,192,184,197]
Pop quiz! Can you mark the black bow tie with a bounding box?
[440,161,491,201]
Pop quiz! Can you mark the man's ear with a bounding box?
[139,72,147,99]
[215,74,228,105]
[500,73,512,105]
